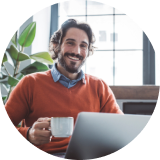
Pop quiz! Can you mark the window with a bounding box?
[32,7,51,54]
[50,0,156,86]
[156,53,160,85]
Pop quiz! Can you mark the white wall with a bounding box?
[32,6,51,54]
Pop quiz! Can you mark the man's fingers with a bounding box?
[32,126,51,138]
[34,121,50,130]
[35,129,51,138]
[37,117,51,122]
[28,119,52,145]
[33,137,52,146]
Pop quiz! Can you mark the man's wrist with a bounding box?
[27,126,32,141]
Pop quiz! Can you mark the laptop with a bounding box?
[65,112,150,159]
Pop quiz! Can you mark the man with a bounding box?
[5,19,123,155]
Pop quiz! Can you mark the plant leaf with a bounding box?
[11,31,17,47]
[9,45,18,60]
[1,62,4,69]
[18,52,30,61]
[9,45,30,61]
[30,52,53,65]
[0,69,7,75]
[18,22,36,47]
[1,83,9,93]
[8,76,19,87]
[6,48,16,66]
[2,95,7,101]
[3,81,10,88]
[20,62,49,75]
[2,53,7,63]
[16,73,24,80]
[5,50,15,68]
[0,71,8,80]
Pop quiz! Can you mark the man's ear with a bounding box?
[53,43,61,53]
[53,43,58,49]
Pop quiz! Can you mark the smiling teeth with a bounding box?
[68,56,79,60]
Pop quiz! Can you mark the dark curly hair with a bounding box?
[49,19,96,60]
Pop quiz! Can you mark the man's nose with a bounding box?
[73,45,80,55]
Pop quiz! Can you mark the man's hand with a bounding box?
[28,117,52,145]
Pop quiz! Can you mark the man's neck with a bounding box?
[57,63,79,80]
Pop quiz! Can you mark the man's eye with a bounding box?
[81,44,87,48]
[67,42,74,45]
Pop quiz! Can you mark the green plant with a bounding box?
[0,22,53,104]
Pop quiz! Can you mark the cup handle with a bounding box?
[47,118,51,131]
[47,118,51,122]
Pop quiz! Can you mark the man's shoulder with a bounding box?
[25,70,51,79]
[21,70,52,83]
[85,74,107,85]
[85,74,111,94]
[85,74,99,80]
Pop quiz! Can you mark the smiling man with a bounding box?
[50,19,95,81]
[57,27,88,79]
[5,19,123,157]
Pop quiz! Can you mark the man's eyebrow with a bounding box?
[66,38,89,46]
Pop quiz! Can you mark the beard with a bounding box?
[58,52,86,73]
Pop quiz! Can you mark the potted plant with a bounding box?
[0,22,53,104]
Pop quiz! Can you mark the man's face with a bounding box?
[58,27,89,73]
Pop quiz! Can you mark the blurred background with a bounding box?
[1,0,159,115]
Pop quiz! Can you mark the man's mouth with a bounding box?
[67,55,80,61]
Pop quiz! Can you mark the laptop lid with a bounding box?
[65,112,150,160]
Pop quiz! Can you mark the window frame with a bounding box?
[143,32,155,84]
[49,4,58,69]
[50,2,155,85]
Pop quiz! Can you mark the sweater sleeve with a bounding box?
[5,75,32,138]
[98,80,123,114]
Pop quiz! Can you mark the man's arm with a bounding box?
[5,76,31,138]
[5,76,52,145]
[98,79,123,114]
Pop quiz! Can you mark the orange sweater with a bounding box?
[5,70,123,154]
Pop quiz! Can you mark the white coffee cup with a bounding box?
[50,117,74,137]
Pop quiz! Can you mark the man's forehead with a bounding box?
[64,27,89,44]
[66,38,89,45]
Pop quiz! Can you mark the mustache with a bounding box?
[64,52,83,60]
